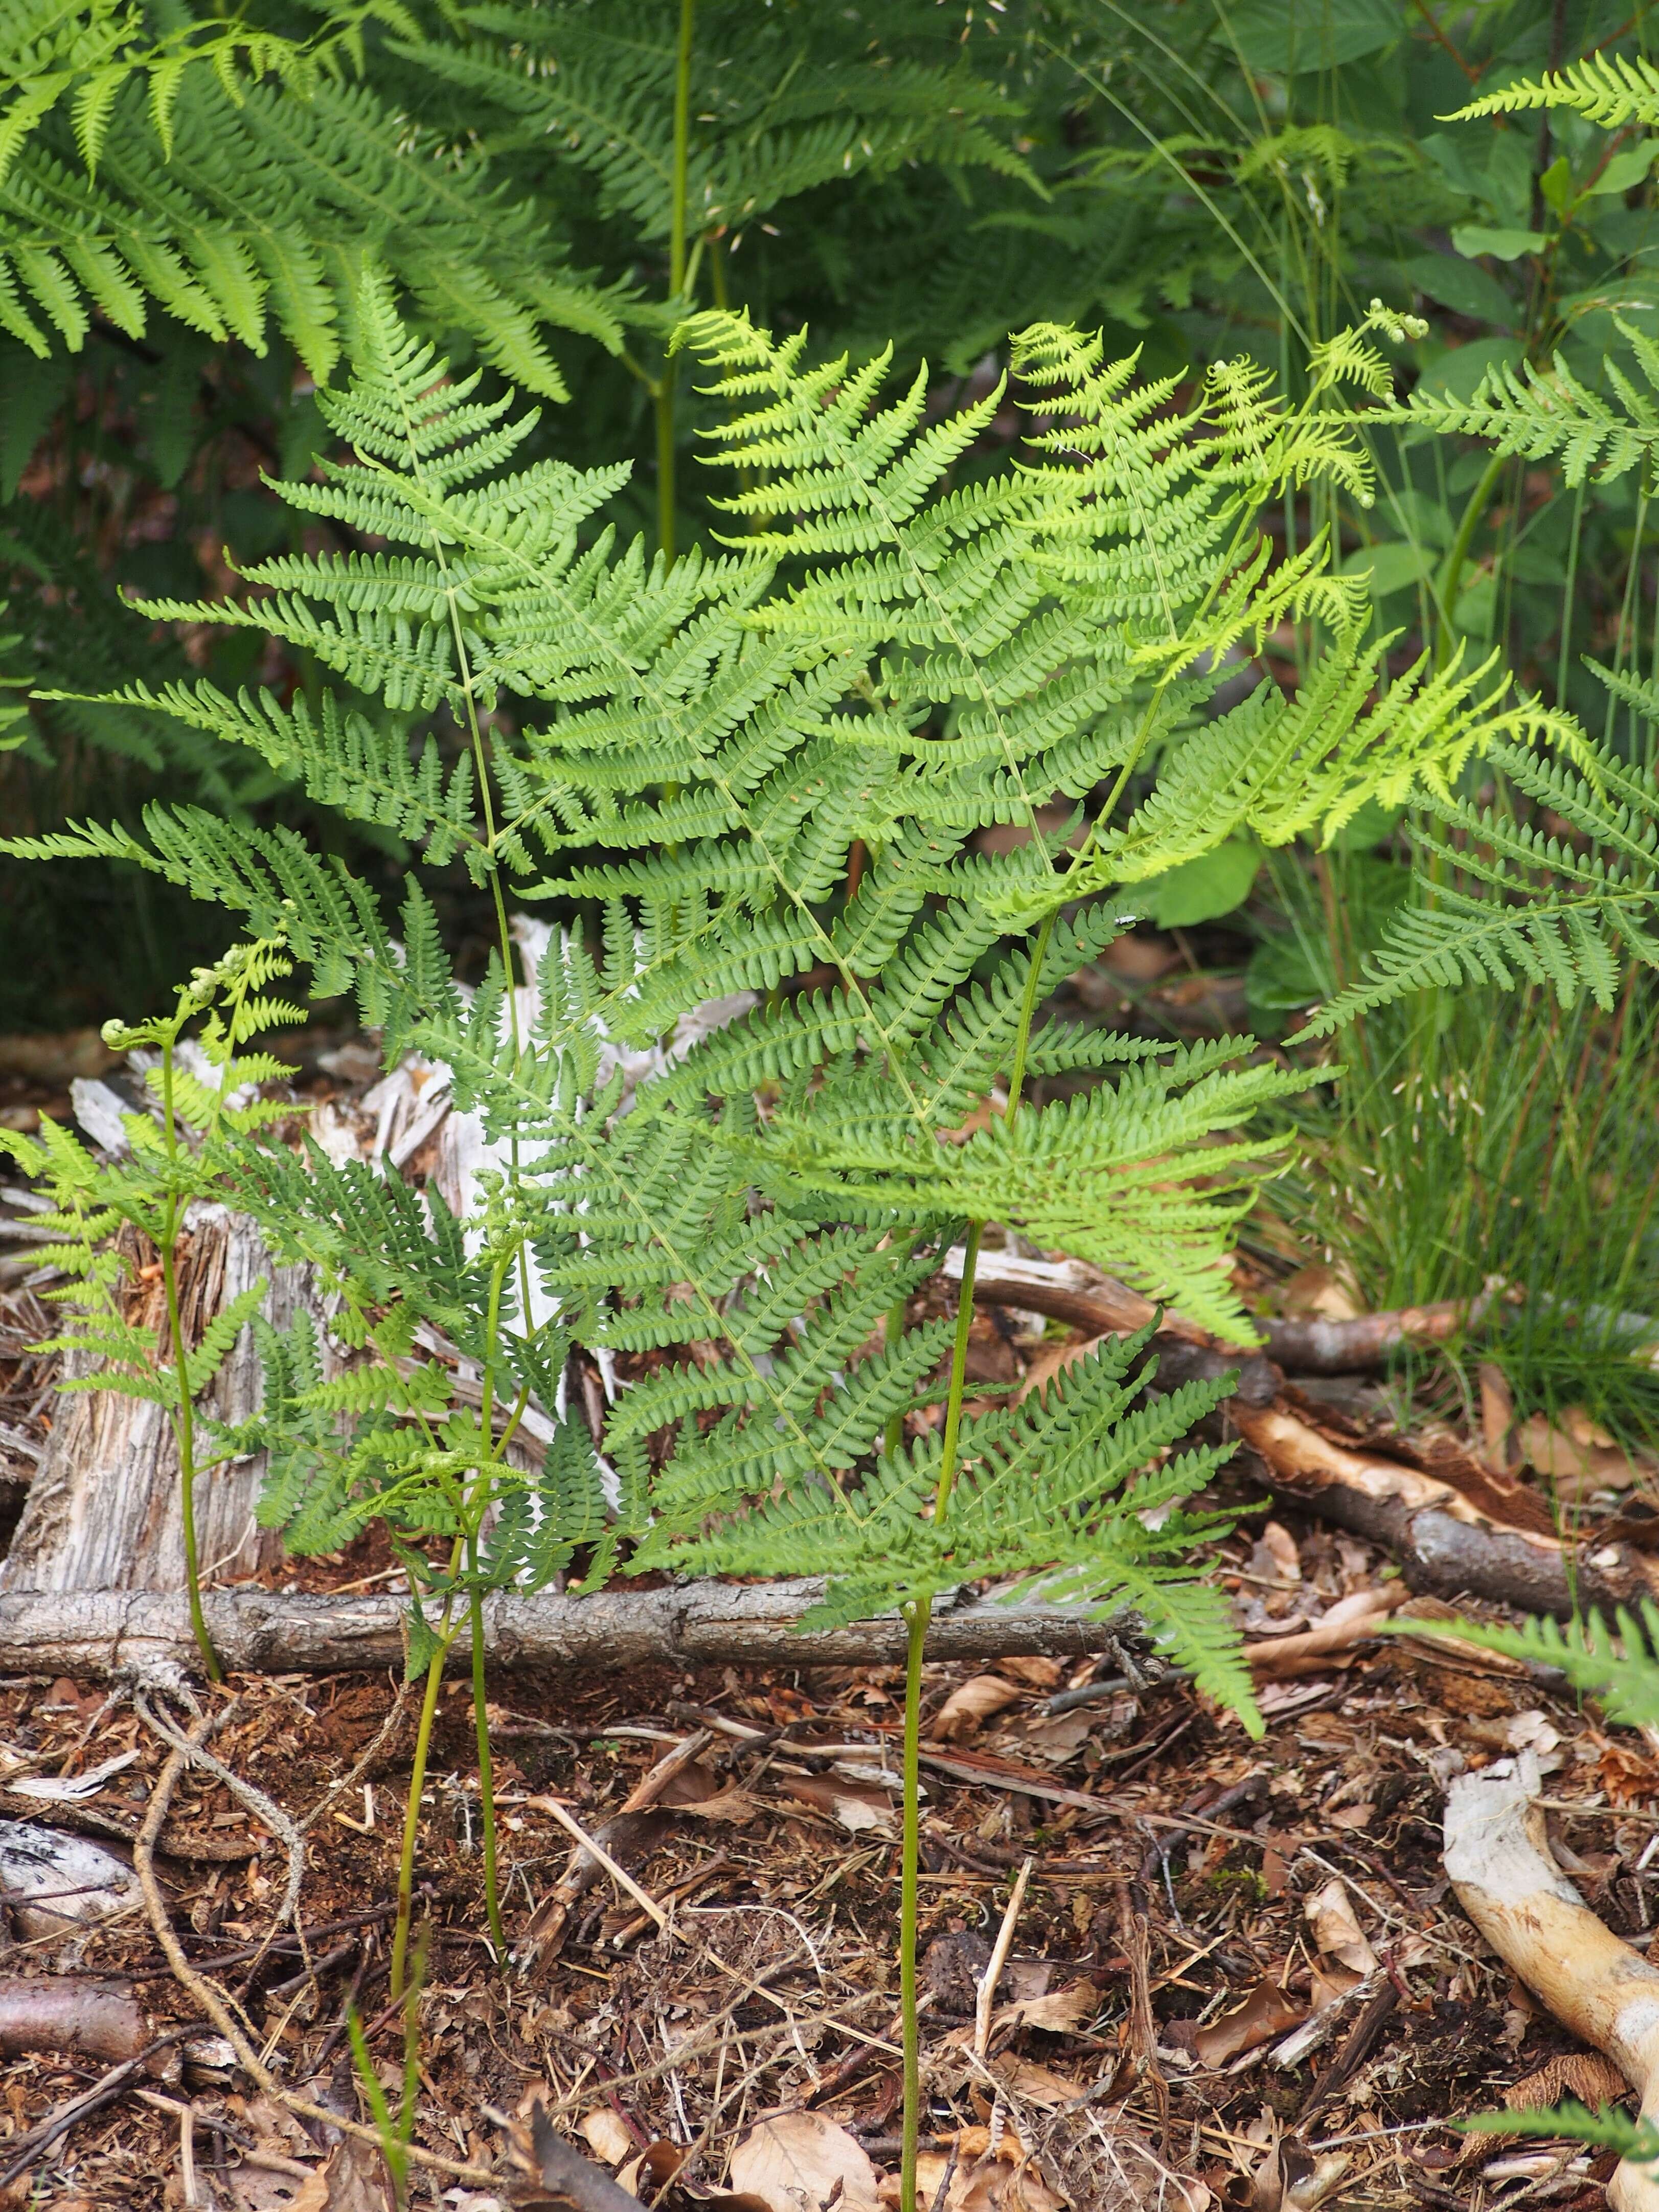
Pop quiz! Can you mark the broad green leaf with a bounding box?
[1139,836,1262,928]
[1451,224,1549,262]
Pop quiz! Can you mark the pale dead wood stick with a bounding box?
[130,2088,315,2178]
[527,1794,670,1930]
[616,1727,714,1816]
[1445,1751,1659,2212]
[0,1582,1130,1679]
[974,1855,1033,2060]
[960,1249,1495,1372]
[179,2096,199,2208]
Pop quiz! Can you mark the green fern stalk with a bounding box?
[155,1031,220,1685]
[391,1597,458,2005]
[655,0,696,563]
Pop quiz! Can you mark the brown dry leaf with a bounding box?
[680,1786,763,1823]
[1247,1522,1301,1587]
[998,1657,1065,1690]
[1279,1266,1360,1322]
[988,2056,1084,2107]
[989,1982,1098,2039]
[221,2098,329,2212]
[781,1773,895,1835]
[283,2140,385,2212]
[1304,1878,1379,1976]
[1479,1363,1517,1474]
[1327,1802,1375,1830]
[1518,1411,1648,1497]
[580,2109,635,2166]
[1504,2051,1631,2111]
[1308,1963,1361,2014]
[726,2112,882,2211]
[1243,1589,1398,1681]
[932,1676,1024,1743]
[225,2164,324,2212]
[1187,1979,1306,2067]
[884,2125,1066,2212]
[1016,1335,1106,1407]
[1598,1737,1659,1807]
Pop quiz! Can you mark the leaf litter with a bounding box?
[3,1282,1659,2208]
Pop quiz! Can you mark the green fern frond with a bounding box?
[1396,321,1659,487]
[1392,1604,1659,1730]
[1449,54,1659,129]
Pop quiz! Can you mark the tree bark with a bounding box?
[0,1581,1132,1681]
[0,1206,306,1595]
[1231,1398,1659,1616]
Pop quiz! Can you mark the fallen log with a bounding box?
[1231,1399,1659,1618]
[0,1580,1134,1682]
[0,1977,150,2066]
[1445,1752,1659,2212]
[959,1247,1492,1374]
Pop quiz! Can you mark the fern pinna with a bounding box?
[5,277,1560,2162]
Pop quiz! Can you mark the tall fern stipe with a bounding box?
[1,281,1573,2189]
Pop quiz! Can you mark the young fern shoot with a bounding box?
[0,939,305,1678]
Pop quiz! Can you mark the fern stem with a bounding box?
[158,1038,221,1685]
[1433,449,1506,670]
[669,0,694,304]
[468,1581,507,1965]
[898,1597,929,2212]
[898,908,1054,2195]
[654,0,696,566]
[392,1598,455,2004]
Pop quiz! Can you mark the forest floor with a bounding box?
[0,1022,1655,2212]
[0,1457,1640,2210]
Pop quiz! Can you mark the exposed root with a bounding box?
[1444,1750,1659,2212]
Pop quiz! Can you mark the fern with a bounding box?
[1396,1601,1659,1730]
[1396,318,1659,489]
[1449,55,1659,131]
[1294,712,1659,1036]
[4,272,1550,2169]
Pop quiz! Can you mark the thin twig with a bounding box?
[135,1690,308,1987]
[974,1856,1033,2060]
[0,2027,202,2189]
[527,1795,670,1929]
[131,1707,497,2188]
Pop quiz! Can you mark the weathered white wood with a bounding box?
[0,1205,305,1594]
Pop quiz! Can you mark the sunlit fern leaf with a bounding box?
[1292,718,1659,1035]
[1449,53,1659,129]
[1391,321,1659,487]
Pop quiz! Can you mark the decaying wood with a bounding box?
[1231,1399,1659,1619]
[1445,1751,1659,2212]
[0,1977,149,2065]
[965,1249,1493,1375]
[0,1580,1135,1680]
[0,1205,304,1595]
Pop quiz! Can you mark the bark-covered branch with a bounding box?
[0,1581,1133,1681]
